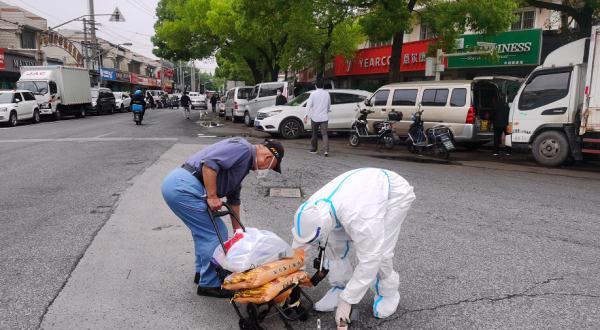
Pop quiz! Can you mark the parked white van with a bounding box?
[364,77,522,147]
[225,86,253,122]
[243,81,294,126]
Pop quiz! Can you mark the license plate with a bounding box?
[254,120,261,127]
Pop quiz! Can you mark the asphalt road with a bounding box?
[0,109,201,330]
[2,109,600,329]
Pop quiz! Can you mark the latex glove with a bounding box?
[335,299,352,326]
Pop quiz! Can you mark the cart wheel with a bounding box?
[239,318,263,330]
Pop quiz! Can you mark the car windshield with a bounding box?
[287,92,310,106]
[237,88,253,99]
[0,93,13,103]
[16,81,48,95]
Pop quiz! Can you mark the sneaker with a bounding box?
[308,150,317,154]
[197,286,234,298]
[324,152,329,157]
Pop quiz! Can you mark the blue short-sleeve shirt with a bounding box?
[185,137,256,205]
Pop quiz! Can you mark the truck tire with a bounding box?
[75,107,86,118]
[54,107,62,121]
[532,131,569,167]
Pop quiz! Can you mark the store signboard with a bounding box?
[334,39,437,76]
[99,68,116,81]
[447,29,542,69]
[116,70,130,82]
[0,48,5,70]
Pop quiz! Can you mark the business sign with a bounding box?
[334,39,437,76]
[447,29,542,69]
[131,73,159,86]
[3,52,37,73]
[41,31,84,67]
[99,68,116,81]
[116,70,130,82]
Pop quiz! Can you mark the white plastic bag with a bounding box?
[213,227,293,273]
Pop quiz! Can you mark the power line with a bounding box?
[125,0,156,18]
[3,0,64,24]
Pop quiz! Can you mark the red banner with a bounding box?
[334,39,437,76]
[0,48,4,70]
[130,73,160,87]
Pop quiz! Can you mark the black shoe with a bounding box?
[197,286,234,298]
[194,272,200,284]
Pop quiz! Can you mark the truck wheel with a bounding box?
[279,118,302,139]
[244,112,253,127]
[32,109,40,123]
[532,131,569,167]
[54,108,62,121]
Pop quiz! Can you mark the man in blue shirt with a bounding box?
[161,137,285,298]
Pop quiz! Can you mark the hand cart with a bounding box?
[208,203,315,330]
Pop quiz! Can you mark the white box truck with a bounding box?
[17,66,92,120]
[506,26,600,166]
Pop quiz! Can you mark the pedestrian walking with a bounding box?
[210,93,218,113]
[492,95,511,156]
[180,92,191,119]
[275,88,287,105]
[304,79,330,156]
[161,138,285,298]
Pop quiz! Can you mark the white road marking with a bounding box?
[0,137,179,143]
[94,131,115,138]
[197,134,217,138]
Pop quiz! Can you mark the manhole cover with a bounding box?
[269,187,302,198]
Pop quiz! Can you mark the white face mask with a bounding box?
[256,156,274,179]
[277,91,282,96]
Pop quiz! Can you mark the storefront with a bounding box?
[0,50,39,89]
[130,73,160,91]
[444,29,543,80]
[330,39,436,91]
[99,67,132,92]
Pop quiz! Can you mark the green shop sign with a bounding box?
[447,29,542,69]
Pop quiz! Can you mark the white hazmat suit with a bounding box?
[292,168,415,319]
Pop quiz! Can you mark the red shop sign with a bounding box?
[0,48,5,70]
[334,39,437,76]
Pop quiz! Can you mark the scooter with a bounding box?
[406,104,455,159]
[349,105,401,149]
[132,104,144,125]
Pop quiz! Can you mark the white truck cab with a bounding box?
[507,27,600,166]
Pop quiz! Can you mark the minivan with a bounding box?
[225,86,253,122]
[364,77,522,147]
[90,87,116,115]
[243,81,294,126]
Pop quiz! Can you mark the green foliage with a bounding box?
[358,0,414,42]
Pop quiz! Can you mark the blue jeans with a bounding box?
[161,167,228,287]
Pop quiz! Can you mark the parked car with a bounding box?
[363,78,522,147]
[189,92,207,110]
[0,90,40,127]
[244,81,294,126]
[113,92,131,112]
[90,87,116,115]
[225,86,253,122]
[254,89,371,139]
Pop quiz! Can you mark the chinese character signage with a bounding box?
[447,29,542,69]
[334,39,436,76]
[99,68,116,81]
[0,48,4,70]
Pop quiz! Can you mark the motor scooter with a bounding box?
[349,105,401,149]
[132,104,144,125]
[406,104,455,159]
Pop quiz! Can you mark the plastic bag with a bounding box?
[233,271,310,304]
[223,248,305,290]
[213,227,293,273]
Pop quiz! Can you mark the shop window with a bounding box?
[422,89,449,106]
[20,29,36,49]
[392,89,418,106]
[371,90,390,106]
[511,10,535,30]
[518,70,570,110]
[450,88,467,107]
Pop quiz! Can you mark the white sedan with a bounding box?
[113,92,131,112]
[254,89,371,139]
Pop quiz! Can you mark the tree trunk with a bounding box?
[388,32,404,83]
[575,3,593,38]
[243,56,263,84]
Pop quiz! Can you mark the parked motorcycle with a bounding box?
[132,104,144,125]
[406,104,455,159]
[349,106,401,149]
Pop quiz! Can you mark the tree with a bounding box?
[524,0,599,38]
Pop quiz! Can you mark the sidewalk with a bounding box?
[40,143,243,330]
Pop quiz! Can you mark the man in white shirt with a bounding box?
[304,79,331,156]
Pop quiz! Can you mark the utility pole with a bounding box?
[190,61,195,92]
[82,18,89,69]
[88,0,98,82]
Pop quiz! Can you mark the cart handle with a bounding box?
[207,202,246,252]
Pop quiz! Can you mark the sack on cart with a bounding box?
[212,227,293,273]
[223,248,305,290]
[233,271,311,304]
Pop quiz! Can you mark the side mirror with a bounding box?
[15,99,21,103]
[364,99,371,107]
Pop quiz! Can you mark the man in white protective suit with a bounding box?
[291,168,415,326]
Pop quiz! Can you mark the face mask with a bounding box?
[256,157,274,179]
[277,91,282,96]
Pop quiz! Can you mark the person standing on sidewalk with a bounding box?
[304,79,330,156]
[275,88,287,105]
[492,95,511,156]
[210,93,218,113]
[161,138,285,298]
